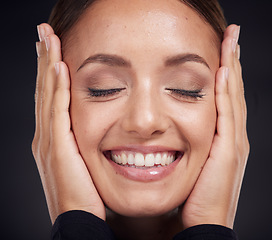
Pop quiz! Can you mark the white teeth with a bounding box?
[117,155,122,164]
[113,154,121,164]
[155,153,161,164]
[128,153,134,165]
[111,151,176,167]
[121,153,127,165]
[161,153,167,166]
[135,153,145,166]
[145,154,155,167]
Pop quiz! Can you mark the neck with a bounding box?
[106,208,182,240]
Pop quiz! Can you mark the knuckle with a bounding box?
[50,105,61,118]
[40,89,49,104]
[47,55,53,65]
[50,106,56,118]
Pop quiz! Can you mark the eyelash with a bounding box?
[165,88,204,99]
[88,88,125,97]
[88,87,204,99]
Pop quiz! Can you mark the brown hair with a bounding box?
[48,0,227,45]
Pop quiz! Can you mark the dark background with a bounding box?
[2,1,272,239]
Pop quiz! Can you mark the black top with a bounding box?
[51,210,238,240]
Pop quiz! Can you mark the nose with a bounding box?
[121,82,169,139]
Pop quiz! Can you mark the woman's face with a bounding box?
[66,0,219,217]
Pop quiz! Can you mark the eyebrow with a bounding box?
[165,53,210,69]
[77,53,210,72]
[77,54,131,72]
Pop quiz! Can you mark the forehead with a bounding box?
[65,0,219,72]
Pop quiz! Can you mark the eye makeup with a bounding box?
[165,88,204,100]
[162,64,212,101]
[88,88,126,97]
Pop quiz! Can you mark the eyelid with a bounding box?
[165,88,205,99]
[88,87,126,97]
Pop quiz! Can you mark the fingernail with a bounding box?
[224,67,229,80]
[234,25,240,43]
[55,62,60,75]
[45,36,50,51]
[37,25,45,42]
[36,42,41,57]
[232,38,237,53]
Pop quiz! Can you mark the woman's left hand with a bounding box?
[180,24,250,230]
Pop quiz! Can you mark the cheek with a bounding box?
[188,105,216,145]
[168,101,216,200]
[172,100,216,156]
[70,95,119,155]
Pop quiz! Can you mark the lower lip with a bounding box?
[107,155,182,182]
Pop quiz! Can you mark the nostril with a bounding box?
[121,98,169,138]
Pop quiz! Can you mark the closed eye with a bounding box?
[165,88,205,99]
[88,88,126,97]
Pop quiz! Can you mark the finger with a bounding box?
[221,25,240,109]
[221,26,246,135]
[34,41,46,141]
[234,44,247,121]
[222,27,249,170]
[223,24,240,41]
[51,61,71,141]
[34,24,54,146]
[40,34,62,142]
[214,67,235,151]
[36,24,55,93]
[221,25,240,71]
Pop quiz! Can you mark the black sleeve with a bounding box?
[52,211,238,240]
[51,210,116,240]
[173,224,238,240]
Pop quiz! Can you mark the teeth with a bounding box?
[116,155,122,164]
[111,151,176,167]
[121,153,127,165]
[161,153,167,166]
[155,153,161,164]
[128,153,134,165]
[145,154,155,167]
[166,155,171,165]
[135,153,145,166]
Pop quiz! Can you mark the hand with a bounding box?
[32,23,105,223]
[180,24,250,229]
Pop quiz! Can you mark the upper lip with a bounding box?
[103,145,183,154]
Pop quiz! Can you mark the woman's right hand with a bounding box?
[32,23,105,224]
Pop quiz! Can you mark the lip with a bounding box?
[107,145,180,154]
[103,145,183,182]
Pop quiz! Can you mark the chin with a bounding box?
[103,187,186,218]
[91,150,196,219]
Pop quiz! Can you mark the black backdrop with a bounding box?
[2,1,272,239]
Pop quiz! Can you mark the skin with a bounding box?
[70,0,217,218]
[32,0,249,239]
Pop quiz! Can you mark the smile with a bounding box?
[104,149,183,182]
[110,151,178,168]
